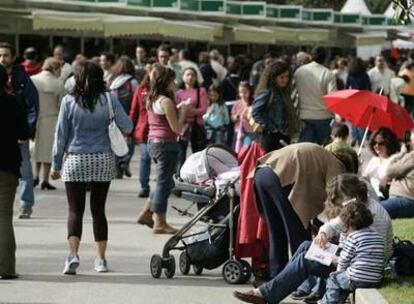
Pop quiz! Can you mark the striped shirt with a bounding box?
[338,228,385,283]
[319,198,393,261]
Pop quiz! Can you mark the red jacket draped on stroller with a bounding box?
[235,141,269,269]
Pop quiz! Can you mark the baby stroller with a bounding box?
[149,145,252,284]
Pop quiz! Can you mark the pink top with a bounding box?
[175,87,208,125]
[147,96,177,142]
[231,99,254,133]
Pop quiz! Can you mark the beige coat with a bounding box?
[294,62,337,120]
[32,71,64,163]
[387,150,414,200]
[258,143,344,228]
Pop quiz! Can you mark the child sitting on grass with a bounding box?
[325,123,353,154]
[320,201,385,304]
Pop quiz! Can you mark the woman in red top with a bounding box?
[137,63,191,234]
[129,71,151,198]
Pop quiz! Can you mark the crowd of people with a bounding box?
[0,39,414,304]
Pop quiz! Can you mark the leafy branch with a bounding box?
[391,0,413,24]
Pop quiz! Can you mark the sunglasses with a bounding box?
[373,141,385,146]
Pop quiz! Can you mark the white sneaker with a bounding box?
[62,254,80,275]
[94,259,108,273]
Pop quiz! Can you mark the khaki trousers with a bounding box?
[0,171,18,276]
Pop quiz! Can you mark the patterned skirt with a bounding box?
[62,152,116,182]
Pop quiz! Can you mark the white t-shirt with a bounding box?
[368,67,395,95]
[390,77,406,104]
[152,96,167,115]
[60,62,73,82]
[363,156,392,197]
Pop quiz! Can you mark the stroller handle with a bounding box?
[173,176,216,198]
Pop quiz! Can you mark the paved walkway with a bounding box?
[1,157,299,304]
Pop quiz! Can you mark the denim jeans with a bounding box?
[148,142,179,213]
[139,143,151,192]
[350,125,365,146]
[381,195,414,219]
[255,168,311,277]
[296,275,318,295]
[18,141,34,208]
[299,119,332,145]
[259,241,332,303]
[321,271,378,304]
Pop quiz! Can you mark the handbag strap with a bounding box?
[193,87,200,124]
[106,92,114,120]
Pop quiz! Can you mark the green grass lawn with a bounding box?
[380,219,414,304]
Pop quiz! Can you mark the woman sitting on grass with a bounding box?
[382,128,414,219]
[233,174,390,304]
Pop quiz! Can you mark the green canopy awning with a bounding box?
[233,25,275,43]
[32,11,103,32]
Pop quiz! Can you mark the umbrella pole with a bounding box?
[358,108,376,156]
[358,127,370,156]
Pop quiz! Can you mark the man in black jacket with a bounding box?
[0,42,39,219]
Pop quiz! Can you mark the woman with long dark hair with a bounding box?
[363,127,400,199]
[137,63,190,234]
[252,60,299,152]
[175,67,208,172]
[52,61,132,275]
[108,55,139,178]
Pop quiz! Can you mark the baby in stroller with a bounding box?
[150,145,252,284]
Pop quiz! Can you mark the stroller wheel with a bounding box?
[150,254,163,279]
[179,251,191,275]
[164,255,176,279]
[222,260,244,284]
[192,265,203,275]
[239,260,252,284]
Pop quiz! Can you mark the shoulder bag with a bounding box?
[106,93,129,157]
[190,88,208,152]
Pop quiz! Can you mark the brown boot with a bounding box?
[137,201,154,228]
[152,213,178,235]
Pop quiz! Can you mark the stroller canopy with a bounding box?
[180,145,239,184]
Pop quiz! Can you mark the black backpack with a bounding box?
[390,237,414,277]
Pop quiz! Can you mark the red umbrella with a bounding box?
[323,89,414,154]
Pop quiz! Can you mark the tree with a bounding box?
[391,0,413,24]
[268,0,389,14]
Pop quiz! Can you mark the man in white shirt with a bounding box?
[99,52,115,85]
[53,45,72,82]
[368,55,395,96]
[294,47,337,145]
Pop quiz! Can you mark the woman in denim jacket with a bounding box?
[51,62,132,275]
[252,60,299,152]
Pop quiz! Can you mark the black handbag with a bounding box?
[190,88,207,152]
